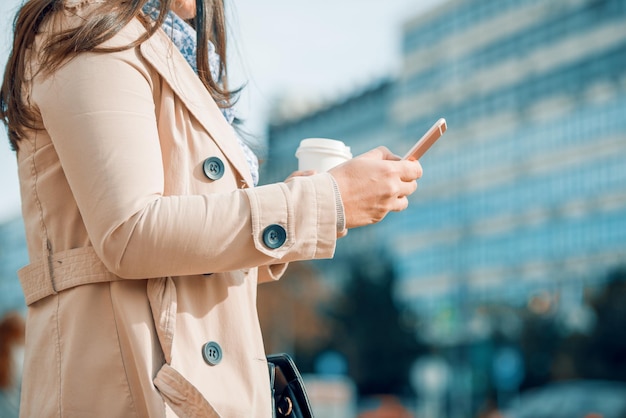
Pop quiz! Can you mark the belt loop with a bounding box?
[43,238,58,295]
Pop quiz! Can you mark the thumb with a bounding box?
[359,146,401,161]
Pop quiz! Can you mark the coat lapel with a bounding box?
[139,29,253,187]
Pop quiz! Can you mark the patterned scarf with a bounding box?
[142,0,259,186]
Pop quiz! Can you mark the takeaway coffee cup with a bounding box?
[295,138,352,172]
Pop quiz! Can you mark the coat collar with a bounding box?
[139,28,253,188]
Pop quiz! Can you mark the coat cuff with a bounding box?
[244,173,337,262]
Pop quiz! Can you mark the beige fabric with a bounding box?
[18,246,121,305]
[154,365,221,418]
[16,2,338,417]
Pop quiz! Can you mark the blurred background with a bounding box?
[2,0,626,417]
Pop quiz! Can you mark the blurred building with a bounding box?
[392,0,626,338]
[0,217,26,316]
[264,0,626,342]
[262,78,396,183]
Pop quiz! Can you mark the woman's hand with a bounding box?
[284,170,316,181]
[328,146,422,229]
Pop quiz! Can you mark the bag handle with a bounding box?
[266,353,314,418]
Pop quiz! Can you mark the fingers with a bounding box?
[398,159,423,182]
[391,196,410,212]
[360,149,422,180]
[329,151,424,229]
[358,146,401,161]
[376,146,402,161]
[382,147,402,161]
[357,147,386,160]
[292,170,316,177]
[397,178,419,198]
[285,169,316,181]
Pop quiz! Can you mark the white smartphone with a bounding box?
[402,118,447,160]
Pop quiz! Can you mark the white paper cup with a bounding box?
[296,138,352,172]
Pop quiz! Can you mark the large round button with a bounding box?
[262,224,287,249]
[203,157,225,181]
[202,341,222,366]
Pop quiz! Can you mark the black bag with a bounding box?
[267,353,314,418]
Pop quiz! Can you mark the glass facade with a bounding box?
[265,0,626,332]
[391,0,626,319]
[262,79,395,185]
[0,217,27,316]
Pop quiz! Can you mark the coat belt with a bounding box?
[18,246,121,305]
[18,249,224,415]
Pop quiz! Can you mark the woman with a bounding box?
[0,0,422,416]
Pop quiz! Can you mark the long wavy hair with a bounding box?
[0,0,232,151]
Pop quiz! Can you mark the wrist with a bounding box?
[329,175,346,233]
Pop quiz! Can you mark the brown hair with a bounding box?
[0,0,233,151]
[0,312,25,388]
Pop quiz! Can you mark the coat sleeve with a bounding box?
[32,46,337,279]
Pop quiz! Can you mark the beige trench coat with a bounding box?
[15,2,338,417]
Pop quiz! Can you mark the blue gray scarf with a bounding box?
[143,0,259,186]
